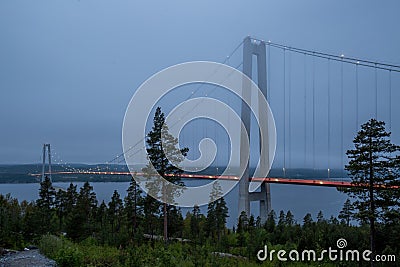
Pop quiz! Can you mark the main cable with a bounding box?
[256,38,400,71]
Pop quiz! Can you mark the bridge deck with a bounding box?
[32,171,399,189]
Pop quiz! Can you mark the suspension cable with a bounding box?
[389,70,392,133]
[375,64,378,119]
[312,54,316,171]
[283,48,286,177]
[267,43,271,102]
[327,59,331,178]
[304,53,307,167]
[340,57,344,178]
[356,62,359,129]
[288,51,292,170]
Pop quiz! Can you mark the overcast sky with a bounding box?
[1,0,399,165]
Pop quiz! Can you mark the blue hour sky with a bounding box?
[1,0,399,165]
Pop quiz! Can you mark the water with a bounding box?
[0,181,347,227]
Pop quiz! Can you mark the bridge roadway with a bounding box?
[31,171,399,189]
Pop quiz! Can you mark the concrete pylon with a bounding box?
[41,143,52,183]
[238,36,271,223]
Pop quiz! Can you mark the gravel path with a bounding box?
[0,249,56,267]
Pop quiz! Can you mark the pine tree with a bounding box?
[65,183,78,214]
[66,181,98,241]
[303,213,313,226]
[124,175,144,236]
[237,211,248,233]
[96,200,108,244]
[248,215,255,231]
[36,176,56,234]
[21,200,38,241]
[265,210,276,233]
[63,183,78,234]
[142,107,188,242]
[205,200,216,239]
[338,199,354,226]
[108,190,123,237]
[190,205,201,240]
[317,211,324,223]
[278,210,286,227]
[54,189,67,231]
[36,176,55,211]
[0,194,23,248]
[215,197,228,241]
[285,210,295,226]
[143,194,160,238]
[205,181,228,241]
[237,211,248,246]
[345,119,400,260]
[167,206,184,238]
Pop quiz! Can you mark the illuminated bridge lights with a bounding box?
[30,171,399,189]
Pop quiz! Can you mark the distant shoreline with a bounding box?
[0,164,348,184]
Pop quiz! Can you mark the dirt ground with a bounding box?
[0,249,56,267]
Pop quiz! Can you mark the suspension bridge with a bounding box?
[34,36,400,222]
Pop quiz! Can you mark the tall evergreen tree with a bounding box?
[65,183,78,214]
[317,211,325,223]
[345,119,400,260]
[142,107,188,242]
[36,176,56,234]
[66,182,98,241]
[206,182,228,241]
[190,205,201,240]
[338,199,354,226]
[278,210,286,227]
[143,194,160,238]
[54,189,67,231]
[265,210,276,233]
[124,175,144,236]
[237,211,249,233]
[96,200,108,244]
[237,211,248,247]
[36,176,55,211]
[303,213,313,226]
[285,210,295,226]
[108,190,123,235]
[215,197,228,241]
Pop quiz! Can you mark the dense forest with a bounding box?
[0,176,399,266]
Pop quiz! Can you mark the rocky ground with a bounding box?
[0,249,56,267]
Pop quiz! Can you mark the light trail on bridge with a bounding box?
[32,171,399,189]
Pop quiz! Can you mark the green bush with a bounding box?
[81,244,122,267]
[39,234,64,259]
[39,235,83,267]
[54,245,83,267]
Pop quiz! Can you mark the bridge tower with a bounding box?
[41,143,52,183]
[238,36,272,223]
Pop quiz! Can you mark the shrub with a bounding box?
[54,245,83,267]
[39,235,83,267]
[38,234,64,259]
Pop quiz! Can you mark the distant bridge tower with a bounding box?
[41,144,52,183]
[238,36,272,223]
